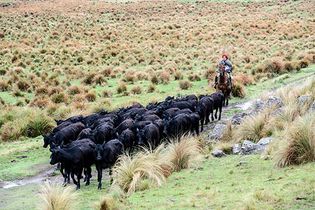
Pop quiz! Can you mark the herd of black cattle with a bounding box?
[43,92,225,189]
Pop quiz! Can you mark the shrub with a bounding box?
[51,92,68,104]
[39,182,77,210]
[232,82,246,98]
[29,97,52,109]
[0,79,9,91]
[160,71,170,84]
[24,113,55,137]
[94,74,107,85]
[131,86,142,95]
[123,71,136,83]
[113,148,166,195]
[67,86,82,95]
[0,120,27,141]
[96,195,119,210]
[147,84,156,93]
[179,80,192,90]
[117,83,127,94]
[165,136,202,172]
[102,67,113,77]
[174,71,183,80]
[17,80,30,91]
[102,90,112,98]
[188,74,201,81]
[83,72,96,85]
[214,142,233,154]
[276,114,315,167]
[85,91,97,102]
[35,86,49,96]
[234,111,271,143]
[233,73,254,86]
[150,74,159,84]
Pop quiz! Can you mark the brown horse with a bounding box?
[216,64,231,106]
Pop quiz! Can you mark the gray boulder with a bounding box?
[211,149,226,158]
[240,140,264,155]
[208,124,226,141]
[257,137,273,146]
[266,96,284,109]
[253,99,265,112]
[231,112,248,125]
[310,101,315,112]
[232,143,241,154]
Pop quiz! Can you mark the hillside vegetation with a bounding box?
[0,0,315,141]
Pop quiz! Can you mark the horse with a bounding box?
[216,64,231,106]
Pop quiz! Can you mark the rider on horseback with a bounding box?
[214,53,233,88]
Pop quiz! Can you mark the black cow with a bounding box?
[50,139,96,189]
[43,122,85,148]
[93,123,115,144]
[95,139,123,189]
[115,119,134,135]
[163,114,191,138]
[77,128,93,140]
[55,115,84,126]
[210,92,224,120]
[196,96,214,131]
[118,128,135,152]
[136,123,160,149]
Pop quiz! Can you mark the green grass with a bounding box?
[1,155,314,210]
[127,155,315,210]
[0,137,50,181]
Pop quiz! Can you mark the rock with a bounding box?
[310,101,315,112]
[297,95,312,106]
[253,99,265,112]
[257,137,273,146]
[211,149,226,158]
[232,143,241,154]
[240,140,265,155]
[208,124,226,141]
[266,96,284,109]
[231,112,248,125]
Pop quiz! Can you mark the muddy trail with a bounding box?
[0,71,313,191]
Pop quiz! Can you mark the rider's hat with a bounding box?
[222,53,228,59]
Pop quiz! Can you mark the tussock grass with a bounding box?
[165,136,202,172]
[112,147,167,195]
[234,110,272,143]
[95,195,118,210]
[276,114,315,167]
[39,182,77,210]
[179,80,192,90]
[232,82,246,98]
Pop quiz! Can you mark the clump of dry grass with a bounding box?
[95,195,118,210]
[188,74,201,82]
[214,142,234,155]
[0,79,9,91]
[150,74,159,84]
[113,147,167,195]
[38,182,77,210]
[234,111,272,143]
[51,92,68,104]
[164,135,202,172]
[160,71,170,84]
[174,71,183,80]
[85,91,97,102]
[276,114,315,167]
[67,85,83,95]
[130,86,142,95]
[220,122,235,142]
[147,84,156,93]
[116,82,127,94]
[179,80,192,90]
[102,90,112,98]
[232,82,246,98]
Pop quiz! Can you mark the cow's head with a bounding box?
[136,128,145,146]
[95,144,103,161]
[50,147,61,165]
[42,134,53,148]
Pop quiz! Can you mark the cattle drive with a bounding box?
[44,92,226,190]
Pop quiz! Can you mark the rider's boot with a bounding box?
[214,76,218,88]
